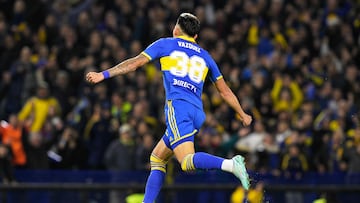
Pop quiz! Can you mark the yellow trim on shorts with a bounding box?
[170,129,198,146]
[167,101,180,140]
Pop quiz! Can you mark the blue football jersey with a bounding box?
[142,36,223,109]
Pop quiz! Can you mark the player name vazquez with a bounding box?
[177,41,201,53]
[173,78,197,93]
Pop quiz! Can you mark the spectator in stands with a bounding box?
[85,102,112,169]
[104,123,136,203]
[256,133,280,175]
[281,144,308,179]
[281,144,308,203]
[0,71,11,117]
[231,181,264,203]
[110,92,124,122]
[135,133,155,171]
[104,123,135,171]
[236,121,267,153]
[275,119,292,150]
[271,73,303,114]
[329,129,348,173]
[235,121,268,169]
[0,34,18,76]
[52,70,74,118]
[49,126,87,169]
[345,143,360,178]
[135,121,151,139]
[5,46,36,115]
[25,131,49,169]
[0,114,26,167]
[313,132,332,173]
[18,81,61,134]
[343,64,360,107]
[0,144,15,184]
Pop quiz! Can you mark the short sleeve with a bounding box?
[141,38,167,61]
[207,56,223,83]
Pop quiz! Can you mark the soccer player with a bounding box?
[86,13,252,203]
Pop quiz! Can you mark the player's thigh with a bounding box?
[152,139,173,162]
[173,141,195,163]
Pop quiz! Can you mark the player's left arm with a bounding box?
[86,53,149,84]
[214,78,252,126]
[207,54,252,126]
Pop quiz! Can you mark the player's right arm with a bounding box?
[214,78,252,126]
[86,38,166,84]
[86,54,149,84]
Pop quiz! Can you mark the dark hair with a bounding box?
[176,13,200,37]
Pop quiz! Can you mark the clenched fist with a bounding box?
[236,113,252,127]
[86,72,104,84]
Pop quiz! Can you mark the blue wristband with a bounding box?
[102,70,110,79]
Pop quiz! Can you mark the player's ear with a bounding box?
[172,26,177,36]
[193,34,198,40]
[173,24,181,37]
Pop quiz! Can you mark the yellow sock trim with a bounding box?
[150,154,167,173]
[181,154,195,171]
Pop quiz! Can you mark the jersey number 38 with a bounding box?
[169,51,207,84]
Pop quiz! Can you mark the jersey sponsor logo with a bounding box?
[173,78,197,93]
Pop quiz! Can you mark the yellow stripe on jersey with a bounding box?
[141,51,152,60]
[160,56,178,71]
[160,56,209,82]
[201,67,209,81]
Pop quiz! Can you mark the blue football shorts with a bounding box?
[162,99,206,150]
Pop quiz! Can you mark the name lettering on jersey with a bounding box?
[173,78,197,93]
[177,41,201,53]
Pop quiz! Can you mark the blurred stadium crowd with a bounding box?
[0,0,359,185]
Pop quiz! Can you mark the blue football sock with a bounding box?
[193,152,224,170]
[143,170,165,203]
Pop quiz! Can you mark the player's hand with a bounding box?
[237,113,252,126]
[86,72,104,84]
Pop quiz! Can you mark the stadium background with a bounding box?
[0,0,359,202]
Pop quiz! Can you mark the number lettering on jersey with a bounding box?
[169,51,207,84]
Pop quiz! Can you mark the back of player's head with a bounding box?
[176,13,200,37]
